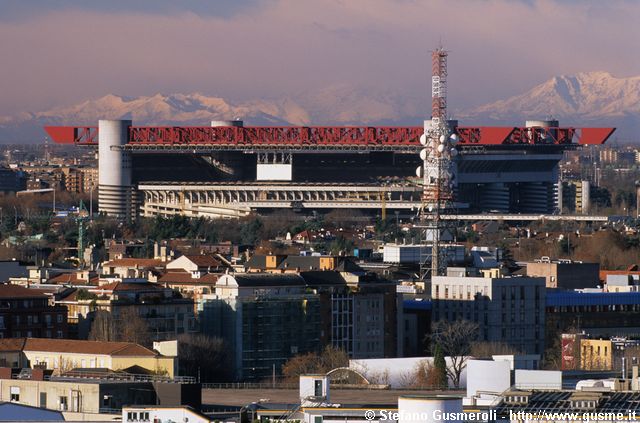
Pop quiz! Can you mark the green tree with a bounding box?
[240,218,263,246]
[432,343,448,389]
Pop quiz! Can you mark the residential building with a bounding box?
[166,254,226,274]
[56,280,197,340]
[580,338,613,371]
[559,180,591,214]
[402,299,431,357]
[244,254,341,273]
[0,167,26,193]
[157,271,218,304]
[526,258,600,289]
[101,258,165,280]
[301,271,401,359]
[0,284,68,339]
[431,270,546,354]
[0,338,175,376]
[199,273,321,381]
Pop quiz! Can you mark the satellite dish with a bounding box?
[437,144,446,153]
[419,148,428,161]
[450,148,458,157]
[419,133,428,146]
[415,166,423,177]
[439,135,446,143]
[450,134,459,143]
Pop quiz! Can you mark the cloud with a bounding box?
[0,0,638,117]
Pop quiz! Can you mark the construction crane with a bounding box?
[76,200,88,268]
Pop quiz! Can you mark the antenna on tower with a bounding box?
[417,46,457,281]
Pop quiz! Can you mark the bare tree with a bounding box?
[471,341,521,359]
[88,308,151,347]
[282,346,349,382]
[177,334,232,382]
[401,360,435,389]
[117,308,152,347]
[430,320,479,388]
[88,310,116,342]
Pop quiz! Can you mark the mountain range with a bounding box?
[1,71,638,143]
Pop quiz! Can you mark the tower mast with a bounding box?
[418,47,458,280]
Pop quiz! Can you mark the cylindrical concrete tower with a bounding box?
[211,120,243,127]
[98,119,134,220]
[398,395,463,423]
[526,119,559,143]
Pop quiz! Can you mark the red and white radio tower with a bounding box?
[417,46,458,280]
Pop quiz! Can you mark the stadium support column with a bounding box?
[98,119,134,221]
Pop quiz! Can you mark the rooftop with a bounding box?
[103,258,165,268]
[0,283,48,299]
[180,254,223,268]
[0,337,158,357]
[158,271,218,285]
[231,273,306,287]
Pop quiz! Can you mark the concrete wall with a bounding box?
[350,357,467,389]
[466,360,510,399]
[514,369,562,390]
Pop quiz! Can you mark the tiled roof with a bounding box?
[103,258,164,268]
[48,273,99,285]
[182,255,222,268]
[96,281,164,292]
[0,284,48,299]
[0,337,157,356]
[158,271,218,285]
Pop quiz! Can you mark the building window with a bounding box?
[57,314,63,323]
[40,392,47,409]
[10,386,20,402]
[59,396,68,411]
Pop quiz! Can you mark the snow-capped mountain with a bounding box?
[0,88,426,142]
[0,71,638,142]
[461,71,640,139]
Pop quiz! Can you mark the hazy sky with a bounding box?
[0,0,638,116]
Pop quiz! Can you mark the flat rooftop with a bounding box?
[202,388,463,407]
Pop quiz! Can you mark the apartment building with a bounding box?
[0,284,68,339]
[199,273,321,381]
[431,269,546,354]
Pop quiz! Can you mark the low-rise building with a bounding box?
[0,338,175,376]
[526,258,600,290]
[0,366,200,415]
